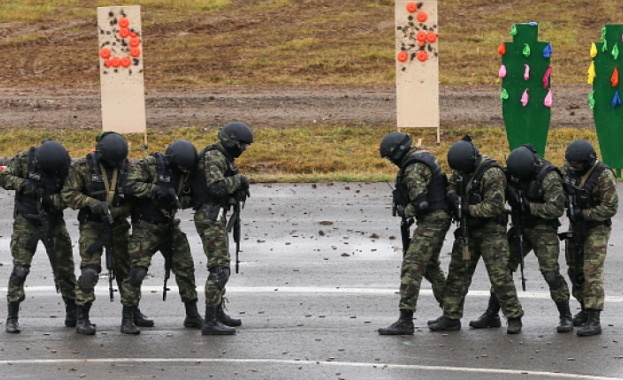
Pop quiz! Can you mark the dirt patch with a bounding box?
[0,84,593,131]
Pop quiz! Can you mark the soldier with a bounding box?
[470,144,572,333]
[562,139,618,337]
[377,132,451,335]
[428,135,524,334]
[119,140,203,334]
[62,132,153,335]
[2,140,77,333]
[192,122,253,335]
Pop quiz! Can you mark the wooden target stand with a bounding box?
[97,5,148,149]
[395,1,440,145]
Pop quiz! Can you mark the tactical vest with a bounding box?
[395,151,449,215]
[192,144,238,209]
[465,158,507,227]
[132,153,183,225]
[77,152,128,223]
[563,162,612,227]
[510,160,561,227]
[14,147,68,219]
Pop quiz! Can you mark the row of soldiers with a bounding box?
[2,122,254,336]
[378,133,618,337]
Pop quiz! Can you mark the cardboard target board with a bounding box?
[97,6,146,134]
[395,1,440,142]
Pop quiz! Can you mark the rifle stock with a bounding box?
[104,208,115,302]
[515,190,527,291]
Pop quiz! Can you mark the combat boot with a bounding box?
[555,301,573,333]
[216,301,241,327]
[427,315,443,326]
[572,303,588,326]
[133,307,154,327]
[64,298,78,328]
[507,317,522,334]
[6,302,20,334]
[76,303,96,335]
[378,310,414,335]
[202,305,236,335]
[577,310,601,337]
[469,294,501,328]
[429,317,461,332]
[183,301,204,329]
[120,306,140,335]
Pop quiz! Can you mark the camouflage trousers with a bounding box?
[442,222,524,319]
[194,205,230,307]
[74,219,131,306]
[399,210,451,312]
[7,214,76,303]
[503,222,570,303]
[564,224,610,311]
[121,219,198,307]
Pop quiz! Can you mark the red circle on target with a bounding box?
[120,57,132,68]
[100,48,111,59]
[110,57,121,67]
[119,18,130,28]
[129,37,141,47]
[406,2,417,13]
[417,51,428,62]
[397,51,408,62]
[427,32,438,43]
[130,47,141,57]
[119,28,130,38]
[416,12,428,22]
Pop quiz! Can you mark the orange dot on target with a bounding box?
[118,18,130,28]
[397,51,408,62]
[130,47,141,57]
[406,2,417,13]
[129,37,141,47]
[110,57,121,67]
[416,12,428,23]
[427,32,437,43]
[100,48,111,59]
[417,40,425,47]
[416,31,428,42]
[130,32,138,38]
[417,51,428,62]
[118,28,130,38]
[120,57,132,68]
[104,59,112,68]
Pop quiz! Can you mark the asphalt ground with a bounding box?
[0,183,622,380]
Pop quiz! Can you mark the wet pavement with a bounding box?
[0,183,622,380]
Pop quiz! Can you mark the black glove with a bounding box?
[238,175,249,191]
[20,180,36,196]
[89,201,111,216]
[447,193,459,208]
[521,194,531,212]
[234,189,250,203]
[153,186,175,202]
[395,205,405,217]
[506,186,521,208]
[568,207,584,222]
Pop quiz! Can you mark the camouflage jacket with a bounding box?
[195,143,246,207]
[562,162,618,222]
[527,169,565,220]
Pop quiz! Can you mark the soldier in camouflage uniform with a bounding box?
[429,136,524,334]
[377,132,451,335]
[562,139,618,337]
[62,132,153,335]
[119,140,203,334]
[2,140,77,333]
[193,122,253,335]
[470,144,572,333]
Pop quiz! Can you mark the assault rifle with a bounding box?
[566,195,586,288]
[510,189,527,291]
[162,189,182,301]
[31,188,60,293]
[103,207,115,302]
[391,194,414,258]
[226,190,249,274]
[455,175,470,268]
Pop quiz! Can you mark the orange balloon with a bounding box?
[397,51,408,62]
[129,37,141,47]
[119,18,130,28]
[100,48,111,59]
[427,32,438,43]
[130,47,141,57]
[416,31,427,42]
[498,43,506,55]
[118,28,130,38]
[406,2,417,13]
[120,57,132,68]
[416,12,428,23]
[612,67,620,87]
[417,51,428,62]
[110,57,121,68]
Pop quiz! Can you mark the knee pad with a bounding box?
[543,270,563,289]
[10,265,30,286]
[78,266,100,293]
[208,267,230,290]
[129,266,148,287]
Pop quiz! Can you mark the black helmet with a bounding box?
[379,132,412,165]
[165,139,198,172]
[36,140,70,173]
[447,135,480,173]
[565,139,597,175]
[218,122,253,158]
[506,144,538,181]
[96,132,128,167]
